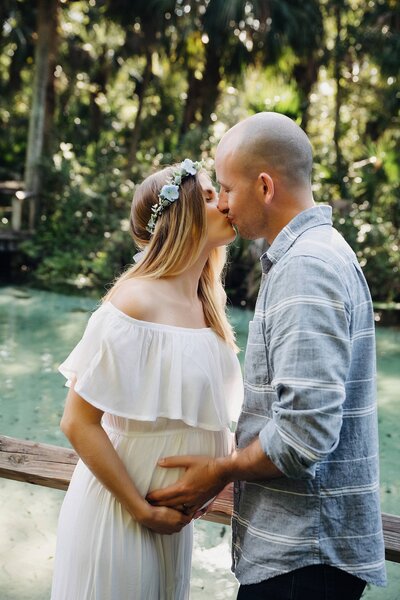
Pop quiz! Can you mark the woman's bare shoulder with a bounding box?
[107,279,158,321]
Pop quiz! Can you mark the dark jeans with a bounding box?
[237,564,367,600]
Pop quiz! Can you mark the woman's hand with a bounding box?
[136,502,193,535]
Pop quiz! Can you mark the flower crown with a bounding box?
[146,158,203,234]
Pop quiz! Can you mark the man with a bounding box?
[148,112,386,599]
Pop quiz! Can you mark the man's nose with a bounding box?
[217,192,228,214]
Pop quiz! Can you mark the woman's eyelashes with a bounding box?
[203,188,218,203]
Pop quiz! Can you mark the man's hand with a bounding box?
[147,441,282,514]
[146,455,227,514]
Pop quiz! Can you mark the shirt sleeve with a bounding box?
[258,255,351,479]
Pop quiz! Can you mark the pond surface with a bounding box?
[0,286,399,599]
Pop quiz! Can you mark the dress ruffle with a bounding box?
[59,302,243,430]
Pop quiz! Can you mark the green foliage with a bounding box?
[19,147,135,293]
[0,0,398,303]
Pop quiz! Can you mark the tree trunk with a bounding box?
[196,42,222,129]
[333,1,348,199]
[24,0,58,229]
[180,69,203,138]
[126,49,152,171]
[181,42,222,136]
[8,49,24,95]
[89,46,111,143]
[293,57,320,133]
[43,0,60,154]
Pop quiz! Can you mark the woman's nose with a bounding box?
[211,192,219,206]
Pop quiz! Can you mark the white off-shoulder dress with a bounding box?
[51,302,243,600]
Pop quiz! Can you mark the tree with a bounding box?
[180,0,248,137]
[0,0,36,97]
[331,0,348,198]
[250,0,323,129]
[24,0,59,229]
[180,0,324,137]
[105,0,177,170]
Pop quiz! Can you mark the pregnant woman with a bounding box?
[50,159,243,600]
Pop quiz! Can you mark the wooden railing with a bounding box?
[1,435,399,563]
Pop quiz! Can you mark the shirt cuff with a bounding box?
[259,420,317,480]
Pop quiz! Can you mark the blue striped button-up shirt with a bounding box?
[232,205,386,587]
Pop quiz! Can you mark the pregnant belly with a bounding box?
[103,416,232,497]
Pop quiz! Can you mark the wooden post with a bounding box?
[11,192,24,231]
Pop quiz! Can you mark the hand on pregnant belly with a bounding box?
[146,455,226,515]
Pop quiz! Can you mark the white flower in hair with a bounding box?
[160,184,180,204]
[180,158,198,176]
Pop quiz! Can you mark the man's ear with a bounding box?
[258,172,274,205]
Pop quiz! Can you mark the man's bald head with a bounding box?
[217,112,313,188]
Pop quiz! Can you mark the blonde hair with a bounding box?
[103,165,238,351]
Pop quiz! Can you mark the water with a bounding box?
[0,286,399,599]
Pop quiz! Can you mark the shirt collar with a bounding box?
[260,205,333,274]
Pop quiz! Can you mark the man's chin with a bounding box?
[235,226,260,241]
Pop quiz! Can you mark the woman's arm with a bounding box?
[61,381,191,534]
